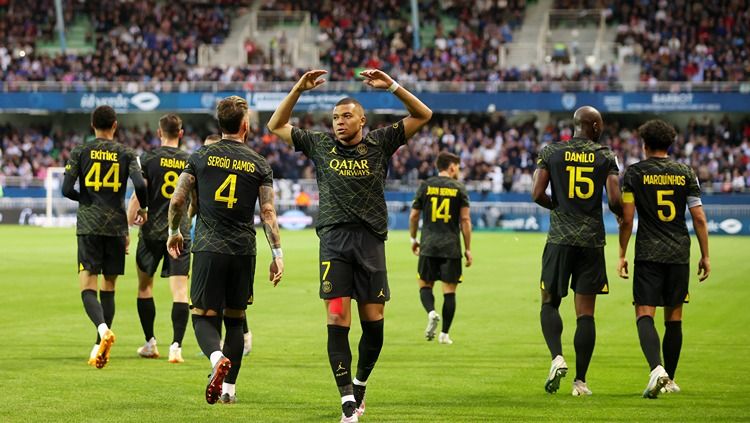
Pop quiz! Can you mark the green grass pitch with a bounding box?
[1,226,748,422]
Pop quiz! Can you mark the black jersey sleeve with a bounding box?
[375,120,407,157]
[127,149,148,208]
[412,181,427,210]
[291,127,319,157]
[62,146,81,201]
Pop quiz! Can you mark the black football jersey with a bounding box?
[412,176,470,259]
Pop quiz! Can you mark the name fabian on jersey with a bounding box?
[160,157,186,169]
[207,155,256,173]
[329,159,370,176]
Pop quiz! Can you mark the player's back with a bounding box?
[186,140,273,256]
[623,157,700,264]
[538,137,619,247]
[70,137,138,236]
[140,146,191,240]
[414,176,469,259]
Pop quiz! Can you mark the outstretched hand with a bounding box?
[359,69,395,90]
[295,70,327,92]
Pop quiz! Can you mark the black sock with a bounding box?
[215,308,224,339]
[540,302,563,358]
[327,325,353,395]
[574,315,595,382]
[137,297,156,341]
[97,291,115,344]
[442,293,456,333]
[81,290,105,336]
[419,287,435,313]
[171,302,189,346]
[192,314,221,358]
[636,316,662,370]
[223,316,244,384]
[356,319,384,382]
[243,316,249,334]
[663,320,683,379]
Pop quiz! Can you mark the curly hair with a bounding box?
[638,119,676,152]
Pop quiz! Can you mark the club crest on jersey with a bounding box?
[322,280,333,294]
[356,143,368,156]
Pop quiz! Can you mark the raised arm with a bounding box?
[532,168,554,210]
[689,205,710,282]
[259,185,284,286]
[360,69,432,138]
[267,70,328,146]
[166,172,195,258]
[460,206,473,267]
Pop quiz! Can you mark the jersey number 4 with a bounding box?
[214,174,238,208]
[565,166,594,199]
[84,162,121,192]
[430,197,451,223]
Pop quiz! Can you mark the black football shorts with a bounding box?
[540,243,608,298]
[318,224,390,303]
[633,260,689,307]
[191,251,256,312]
[136,236,190,278]
[77,235,126,275]
[418,256,463,284]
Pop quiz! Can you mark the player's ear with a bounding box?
[179,129,184,139]
[157,128,162,139]
[112,121,118,133]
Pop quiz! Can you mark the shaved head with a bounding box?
[573,106,603,142]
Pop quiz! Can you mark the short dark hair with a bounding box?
[159,114,182,139]
[204,134,222,145]
[436,151,460,171]
[91,105,116,130]
[334,97,364,113]
[639,119,676,152]
[216,95,248,134]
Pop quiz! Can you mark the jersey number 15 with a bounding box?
[565,166,594,199]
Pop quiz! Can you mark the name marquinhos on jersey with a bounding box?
[564,151,595,163]
[643,174,686,186]
[329,158,370,176]
[426,186,458,197]
[90,150,118,161]
[207,155,256,173]
[160,157,186,169]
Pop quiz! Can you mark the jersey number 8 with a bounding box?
[84,162,121,192]
[161,171,179,199]
[214,174,238,208]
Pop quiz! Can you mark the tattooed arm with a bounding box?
[259,185,284,285]
[166,173,195,258]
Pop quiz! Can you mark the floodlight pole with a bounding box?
[410,0,421,50]
[54,0,67,53]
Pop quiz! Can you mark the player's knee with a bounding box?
[542,293,561,309]
[223,308,245,319]
[326,298,348,323]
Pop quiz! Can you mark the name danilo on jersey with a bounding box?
[207,155,256,173]
[90,150,118,162]
[564,151,595,163]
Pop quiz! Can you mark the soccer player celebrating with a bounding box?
[409,152,472,345]
[617,119,710,398]
[267,69,432,422]
[532,106,622,396]
[126,114,191,363]
[167,96,283,404]
[62,105,149,368]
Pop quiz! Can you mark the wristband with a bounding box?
[168,227,181,237]
[410,237,418,245]
[387,81,400,93]
[272,248,283,258]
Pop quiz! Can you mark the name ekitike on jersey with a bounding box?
[328,158,370,176]
[207,155,256,173]
[426,186,458,197]
[643,174,686,186]
[90,150,118,161]
[160,157,186,169]
[564,151,595,163]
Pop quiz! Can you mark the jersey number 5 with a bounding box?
[84,162,121,192]
[214,174,238,208]
[161,171,179,199]
[656,189,676,222]
[565,166,594,199]
[430,197,451,223]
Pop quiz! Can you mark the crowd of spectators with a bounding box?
[3,114,749,194]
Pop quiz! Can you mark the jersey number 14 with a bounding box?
[430,197,452,223]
